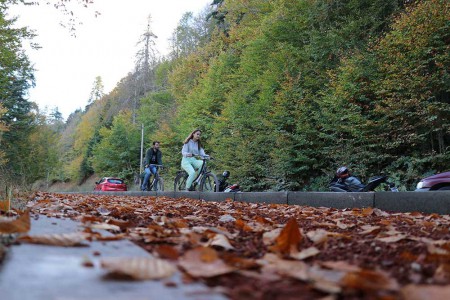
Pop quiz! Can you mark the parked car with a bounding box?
[94,177,127,191]
[415,171,450,191]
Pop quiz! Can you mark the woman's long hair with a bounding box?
[183,129,202,150]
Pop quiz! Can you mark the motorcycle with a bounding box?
[218,170,241,192]
[329,175,398,192]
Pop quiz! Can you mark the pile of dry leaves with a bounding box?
[1,192,449,299]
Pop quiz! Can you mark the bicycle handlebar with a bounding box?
[195,155,212,160]
[146,164,165,170]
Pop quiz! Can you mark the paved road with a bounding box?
[0,216,226,300]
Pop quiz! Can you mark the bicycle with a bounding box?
[142,164,165,191]
[173,156,219,192]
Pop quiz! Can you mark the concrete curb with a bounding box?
[374,191,450,214]
[59,191,450,215]
[288,192,374,209]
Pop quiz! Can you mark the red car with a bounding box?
[415,171,450,191]
[94,177,127,191]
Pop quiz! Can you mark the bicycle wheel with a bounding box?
[200,173,219,192]
[154,177,164,191]
[174,171,188,191]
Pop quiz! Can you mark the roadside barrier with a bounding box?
[70,191,449,214]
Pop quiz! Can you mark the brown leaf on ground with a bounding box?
[290,246,320,260]
[178,247,235,278]
[433,263,450,283]
[235,219,252,231]
[107,218,133,229]
[308,265,345,294]
[222,253,259,270]
[78,215,102,223]
[270,217,302,255]
[359,225,381,235]
[207,233,235,250]
[101,257,176,280]
[154,244,180,260]
[0,210,30,234]
[342,269,399,292]
[361,207,374,216]
[376,234,406,243]
[306,229,330,244]
[86,223,121,232]
[258,253,309,281]
[401,284,450,300]
[23,192,450,299]
[262,228,282,245]
[320,261,361,273]
[18,232,89,246]
[254,215,273,225]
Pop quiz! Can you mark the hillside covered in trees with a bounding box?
[1,0,449,192]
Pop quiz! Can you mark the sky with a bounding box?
[8,0,212,120]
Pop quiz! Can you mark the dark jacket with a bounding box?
[340,176,365,192]
[330,175,365,192]
[144,148,163,166]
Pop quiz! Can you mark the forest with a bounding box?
[0,0,449,193]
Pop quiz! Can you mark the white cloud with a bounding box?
[9,0,211,119]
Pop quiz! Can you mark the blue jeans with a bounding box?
[141,165,157,190]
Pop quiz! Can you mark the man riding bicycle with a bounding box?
[141,141,163,191]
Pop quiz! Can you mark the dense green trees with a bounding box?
[1,0,449,192]
[91,111,141,180]
[162,0,448,190]
[0,1,37,187]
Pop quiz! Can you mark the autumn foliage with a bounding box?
[2,193,448,299]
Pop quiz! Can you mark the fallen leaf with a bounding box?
[101,257,176,280]
[155,244,180,260]
[361,207,374,216]
[376,234,406,243]
[359,225,380,235]
[178,247,235,278]
[81,255,94,267]
[262,228,282,245]
[427,244,450,255]
[290,246,320,260]
[254,216,273,225]
[342,269,399,291]
[222,253,258,269]
[433,263,450,283]
[335,219,354,229]
[321,261,361,273]
[208,233,235,250]
[401,284,450,300]
[235,219,252,231]
[308,265,345,294]
[219,214,236,222]
[97,207,111,216]
[306,229,330,244]
[257,253,309,281]
[270,218,302,255]
[88,223,121,232]
[107,218,132,229]
[19,232,89,246]
[373,208,390,217]
[0,210,30,234]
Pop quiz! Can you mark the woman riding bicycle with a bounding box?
[181,129,209,191]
